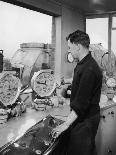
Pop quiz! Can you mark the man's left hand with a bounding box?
[51,123,69,139]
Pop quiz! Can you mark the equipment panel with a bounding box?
[96,105,116,155]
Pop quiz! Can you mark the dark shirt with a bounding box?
[70,52,103,121]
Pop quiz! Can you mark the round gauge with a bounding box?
[0,72,21,106]
[67,52,74,63]
[106,77,116,88]
[31,70,56,97]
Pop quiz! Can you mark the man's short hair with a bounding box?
[66,30,90,49]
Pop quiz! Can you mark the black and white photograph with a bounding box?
[0,0,116,155]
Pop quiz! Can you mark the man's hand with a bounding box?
[51,123,69,138]
[51,110,78,139]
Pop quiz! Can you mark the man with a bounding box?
[51,30,103,155]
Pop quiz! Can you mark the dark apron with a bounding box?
[51,112,100,155]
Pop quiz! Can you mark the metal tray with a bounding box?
[0,115,64,155]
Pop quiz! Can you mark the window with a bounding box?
[0,1,52,59]
[112,16,116,55]
[86,17,108,49]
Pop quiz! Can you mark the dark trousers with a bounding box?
[51,112,100,155]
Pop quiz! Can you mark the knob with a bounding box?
[111,111,114,115]
[100,115,105,119]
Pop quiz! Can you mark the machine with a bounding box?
[31,69,57,110]
[96,105,116,155]
[0,43,55,122]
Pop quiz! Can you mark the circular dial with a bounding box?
[31,70,56,97]
[0,72,21,106]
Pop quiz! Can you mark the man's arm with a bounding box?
[64,109,78,127]
[51,110,77,138]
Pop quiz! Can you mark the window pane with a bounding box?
[0,1,52,59]
[112,16,116,55]
[86,18,108,49]
[112,16,116,28]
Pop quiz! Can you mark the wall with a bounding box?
[61,6,85,79]
[54,5,85,84]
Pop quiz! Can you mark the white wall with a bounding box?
[61,6,85,79]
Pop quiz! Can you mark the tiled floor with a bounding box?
[0,104,70,148]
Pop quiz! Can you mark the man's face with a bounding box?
[67,40,79,59]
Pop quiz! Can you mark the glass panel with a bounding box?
[112,16,116,56]
[86,18,108,49]
[112,16,116,28]
[112,30,116,55]
[0,1,52,59]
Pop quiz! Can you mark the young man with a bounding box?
[51,30,103,155]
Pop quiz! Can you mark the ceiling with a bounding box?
[2,0,116,16]
[56,0,116,15]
